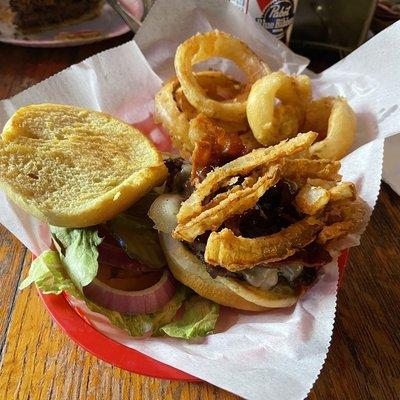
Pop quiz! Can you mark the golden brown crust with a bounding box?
[176,132,318,224]
[175,30,269,122]
[173,165,280,242]
[317,199,366,244]
[204,216,325,271]
[0,103,167,227]
[154,71,250,158]
[304,97,357,160]
[246,72,312,146]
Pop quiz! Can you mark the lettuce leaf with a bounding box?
[20,250,219,339]
[50,227,102,291]
[19,250,77,295]
[105,190,166,269]
[161,296,220,339]
[151,285,189,336]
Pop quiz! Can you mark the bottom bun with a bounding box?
[160,233,301,311]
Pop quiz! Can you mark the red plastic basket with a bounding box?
[38,249,349,381]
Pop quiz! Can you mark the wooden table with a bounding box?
[0,34,399,400]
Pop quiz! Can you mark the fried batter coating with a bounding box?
[173,165,280,242]
[204,216,325,271]
[177,132,318,224]
[172,131,365,271]
[317,199,365,244]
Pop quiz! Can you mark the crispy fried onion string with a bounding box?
[172,130,365,271]
[283,159,341,183]
[173,164,280,242]
[317,199,365,244]
[204,216,325,271]
[176,132,318,224]
[204,198,365,271]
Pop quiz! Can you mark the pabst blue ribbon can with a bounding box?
[230,0,299,44]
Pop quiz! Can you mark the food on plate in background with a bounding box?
[0,104,219,339]
[9,0,103,32]
[150,132,365,311]
[156,30,356,161]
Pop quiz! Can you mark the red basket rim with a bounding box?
[37,249,349,380]
[38,290,200,381]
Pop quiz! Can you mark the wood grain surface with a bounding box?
[0,35,399,400]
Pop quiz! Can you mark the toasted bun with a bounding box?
[160,232,301,311]
[0,104,167,227]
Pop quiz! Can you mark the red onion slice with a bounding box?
[83,270,176,315]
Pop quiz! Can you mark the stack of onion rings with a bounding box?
[151,31,363,313]
[245,73,356,159]
[172,132,365,271]
[154,71,251,157]
[155,29,357,162]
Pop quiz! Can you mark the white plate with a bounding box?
[0,1,143,47]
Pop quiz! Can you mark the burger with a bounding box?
[0,103,364,339]
[149,129,365,311]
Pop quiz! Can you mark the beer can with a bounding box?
[230,0,299,45]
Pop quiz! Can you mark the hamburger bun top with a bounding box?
[0,103,167,227]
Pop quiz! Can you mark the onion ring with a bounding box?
[175,84,249,133]
[174,30,270,122]
[173,164,280,242]
[83,270,176,314]
[317,199,365,244]
[204,216,325,271]
[303,97,356,160]
[176,132,318,224]
[246,71,312,146]
[154,77,191,157]
[154,71,250,157]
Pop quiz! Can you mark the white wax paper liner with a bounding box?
[1,1,399,399]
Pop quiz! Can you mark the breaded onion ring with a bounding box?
[154,71,250,157]
[175,85,249,133]
[154,77,191,157]
[317,199,365,244]
[303,97,356,160]
[173,165,280,242]
[174,30,270,122]
[204,216,325,271]
[176,132,318,224]
[246,71,312,146]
